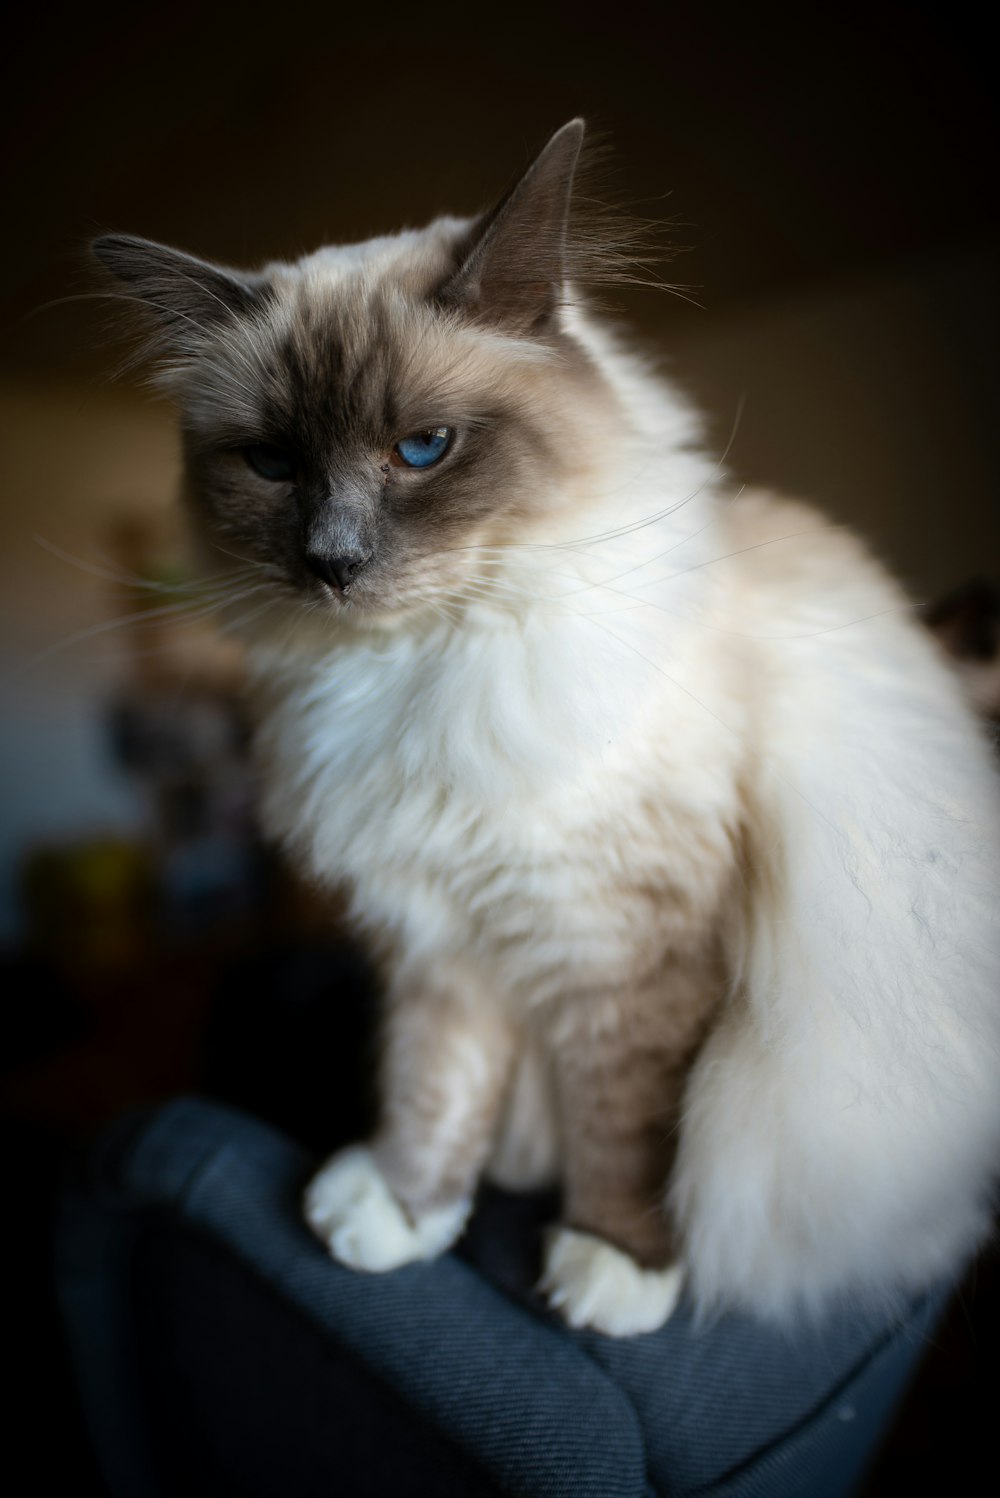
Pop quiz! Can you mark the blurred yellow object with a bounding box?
[21,837,156,976]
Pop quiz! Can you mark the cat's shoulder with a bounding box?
[723,487,887,579]
[715,486,910,632]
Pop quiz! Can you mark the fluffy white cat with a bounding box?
[96,120,1000,1335]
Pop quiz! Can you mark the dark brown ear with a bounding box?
[440,119,585,332]
[92,234,259,344]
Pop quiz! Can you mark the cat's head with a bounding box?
[94,121,642,626]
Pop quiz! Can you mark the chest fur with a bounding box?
[254,611,743,994]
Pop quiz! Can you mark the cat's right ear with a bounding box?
[92,234,260,348]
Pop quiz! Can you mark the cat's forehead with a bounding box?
[192,216,556,445]
[262,217,466,372]
[277,216,471,296]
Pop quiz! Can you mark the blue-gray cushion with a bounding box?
[54,1098,943,1497]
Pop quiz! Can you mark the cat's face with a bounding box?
[95,122,626,623]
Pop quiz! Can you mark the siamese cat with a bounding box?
[95,121,1000,1335]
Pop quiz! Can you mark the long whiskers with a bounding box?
[6,576,273,682]
[32,533,259,594]
[438,524,919,644]
[438,396,746,564]
[205,539,282,573]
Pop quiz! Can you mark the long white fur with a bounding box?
[249,256,1000,1325]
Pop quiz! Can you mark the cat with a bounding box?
[94,119,1000,1337]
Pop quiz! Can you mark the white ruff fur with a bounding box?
[249,294,1000,1330]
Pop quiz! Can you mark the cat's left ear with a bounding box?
[92,234,261,349]
[440,119,585,333]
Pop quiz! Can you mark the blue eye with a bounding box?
[245,444,295,481]
[394,427,452,469]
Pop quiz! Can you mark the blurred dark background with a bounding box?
[1,2,997,1492]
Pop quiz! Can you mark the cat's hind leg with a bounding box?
[539,957,719,1335]
[540,1227,685,1335]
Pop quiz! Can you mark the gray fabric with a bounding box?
[55,1097,944,1496]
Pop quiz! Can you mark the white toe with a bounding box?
[539,1227,684,1336]
[304,1146,470,1272]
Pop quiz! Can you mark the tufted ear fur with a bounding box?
[439,119,585,333]
[92,234,260,348]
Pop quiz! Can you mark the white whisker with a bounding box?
[5,579,272,681]
[32,533,257,593]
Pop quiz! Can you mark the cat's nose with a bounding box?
[305,551,372,594]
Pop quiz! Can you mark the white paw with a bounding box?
[304,1146,470,1272]
[539,1227,684,1336]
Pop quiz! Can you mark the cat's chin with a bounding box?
[238,589,452,662]
[294,578,458,628]
[295,568,522,628]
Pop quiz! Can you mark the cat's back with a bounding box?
[712,486,999,1030]
[711,485,990,742]
[714,487,909,638]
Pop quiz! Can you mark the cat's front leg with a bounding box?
[539,960,719,1335]
[305,964,512,1272]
